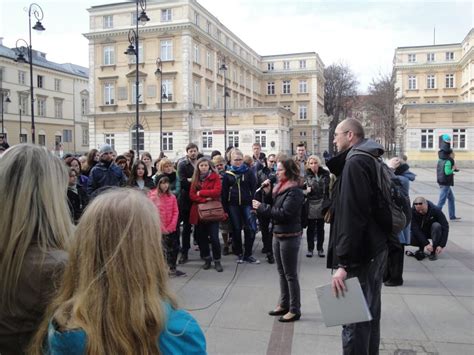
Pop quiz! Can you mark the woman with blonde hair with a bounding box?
[154,158,180,197]
[0,144,73,353]
[29,189,206,354]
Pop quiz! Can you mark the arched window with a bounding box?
[130,124,144,152]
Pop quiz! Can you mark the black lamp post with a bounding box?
[219,59,230,150]
[14,3,45,145]
[154,58,168,154]
[19,108,23,143]
[124,0,149,161]
[1,93,11,137]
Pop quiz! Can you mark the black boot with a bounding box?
[203,257,212,270]
[214,260,223,272]
[266,253,275,264]
[178,252,188,264]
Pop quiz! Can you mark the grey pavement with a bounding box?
[171,168,474,355]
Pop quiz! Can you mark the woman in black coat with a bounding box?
[253,158,304,322]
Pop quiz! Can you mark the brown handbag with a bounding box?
[197,200,227,222]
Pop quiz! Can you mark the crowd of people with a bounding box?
[0,118,458,354]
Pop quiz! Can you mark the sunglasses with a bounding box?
[413,202,423,206]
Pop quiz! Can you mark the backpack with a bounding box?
[347,150,411,238]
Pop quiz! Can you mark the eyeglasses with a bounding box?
[334,130,349,138]
[413,202,424,206]
[268,160,275,164]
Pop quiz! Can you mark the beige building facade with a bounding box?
[393,28,474,166]
[84,0,324,159]
[0,39,89,154]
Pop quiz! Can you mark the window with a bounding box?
[282,80,291,94]
[37,75,44,88]
[427,53,435,62]
[104,133,115,149]
[408,75,417,90]
[421,129,434,149]
[82,128,89,146]
[163,132,173,151]
[54,99,63,118]
[81,97,89,115]
[206,51,212,69]
[298,105,307,119]
[19,94,28,115]
[202,131,212,149]
[194,12,199,26]
[131,81,144,104]
[267,62,274,71]
[283,105,291,111]
[445,52,454,61]
[39,134,46,146]
[103,46,115,65]
[193,43,200,64]
[206,85,212,108]
[18,71,26,85]
[130,125,144,152]
[408,54,416,63]
[160,40,173,61]
[54,79,61,91]
[255,130,267,148]
[193,80,200,104]
[445,100,455,103]
[104,83,115,105]
[452,129,466,149]
[129,43,143,63]
[162,79,173,102]
[426,74,436,89]
[63,129,73,143]
[37,97,46,116]
[299,80,307,93]
[103,15,113,29]
[267,82,275,95]
[228,130,239,148]
[283,61,290,70]
[20,134,27,143]
[299,60,306,69]
[161,8,172,22]
[445,74,454,88]
[426,100,436,104]
[299,131,307,137]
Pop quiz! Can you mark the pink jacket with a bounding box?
[148,189,179,234]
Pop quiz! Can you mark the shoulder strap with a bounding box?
[346,149,384,192]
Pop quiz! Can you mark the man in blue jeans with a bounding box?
[436,135,460,221]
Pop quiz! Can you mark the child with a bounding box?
[149,175,185,277]
[189,157,223,272]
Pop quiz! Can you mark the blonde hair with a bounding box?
[158,158,175,173]
[0,144,72,311]
[29,189,177,354]
[306,155,322,170]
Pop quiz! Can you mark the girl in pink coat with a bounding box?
[148,175,185,277]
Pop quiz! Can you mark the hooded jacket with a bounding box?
[326,139,389,270]
[148,189,179,234]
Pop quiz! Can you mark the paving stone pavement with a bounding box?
[170,168,474,355]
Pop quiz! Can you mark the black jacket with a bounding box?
[177,158,196,209]
[221,168,257,208]
[437,158,454,186]
[257,185,304,235]
[304,167,330,201]
[67,184,89,224]
[411,201,449,248]
[87,161,127,197]
[326,139,388,270]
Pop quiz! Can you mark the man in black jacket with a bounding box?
[326,118,388,354]
[410,197,449,261]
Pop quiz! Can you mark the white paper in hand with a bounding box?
[316,277,372,327]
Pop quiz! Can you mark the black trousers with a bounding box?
[384,243,404,284]
[258,215,273,255]
[411,222,443,251]
[306,218,325,252]
[342,249,387,355]
[178,208,193,254]
[162,232,180,269]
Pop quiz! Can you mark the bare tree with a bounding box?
[365,73,400,156]
[324,63,358,155]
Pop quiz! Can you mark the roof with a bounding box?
[0,44,89,78]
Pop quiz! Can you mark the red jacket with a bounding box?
[148,189,179,234]
[189,172,222,225]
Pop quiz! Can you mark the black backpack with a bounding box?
[347,150,411,239]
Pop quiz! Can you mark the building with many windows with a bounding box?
[393,28,473,166]
[84,0,325,159]
[0,39,89,153]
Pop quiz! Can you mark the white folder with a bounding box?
[316,277,372,327]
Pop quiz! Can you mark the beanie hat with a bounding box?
[99,144,113,156]
[442,134,451,143]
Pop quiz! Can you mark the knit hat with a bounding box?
[442,134,451,143]
[99,144,113,156]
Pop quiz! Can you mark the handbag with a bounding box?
[308,198,324,220]
[197,200,227,222]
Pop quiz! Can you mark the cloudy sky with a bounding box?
[1,0,472,92]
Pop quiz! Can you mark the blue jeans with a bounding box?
[228,205,256,257]
[437,185,456,219]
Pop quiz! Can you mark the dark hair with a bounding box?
[211,150,221,159]
[64,156,82,172]
[115,155,131,178]
[86,149,98,170]
[186,143,199,152]
[279,158,300,181]
[157,175,170,193]
[190,157,214,188]
[296,143,306,148]
[128,160,147,187]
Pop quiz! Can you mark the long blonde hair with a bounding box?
[0,144,72,311]
[29,189,177,354]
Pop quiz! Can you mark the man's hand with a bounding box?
[252,199,261,210]
[425,244,433,253]
[436,246,443,255]
[331,267,347,298]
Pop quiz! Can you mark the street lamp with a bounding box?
[1,93,12,138]
[124,0,149,161]
[219,59,230,150]
[154,58,168,154]
[14,3,45,145]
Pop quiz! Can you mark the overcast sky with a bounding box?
[1,0,472,92]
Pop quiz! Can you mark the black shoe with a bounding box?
[203,258,212,270]
[450,217,461,221]
[306,250,313,258]
[223,246,229,256]
[268,308,289,316]
[429,252,438,261]
[317,249,325,258]
[214,261,223,272]
[384,280,403,287]
[178,253,188,264]
[266,254,275,264]
[261,247,268,254]
[278,313,301,323]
